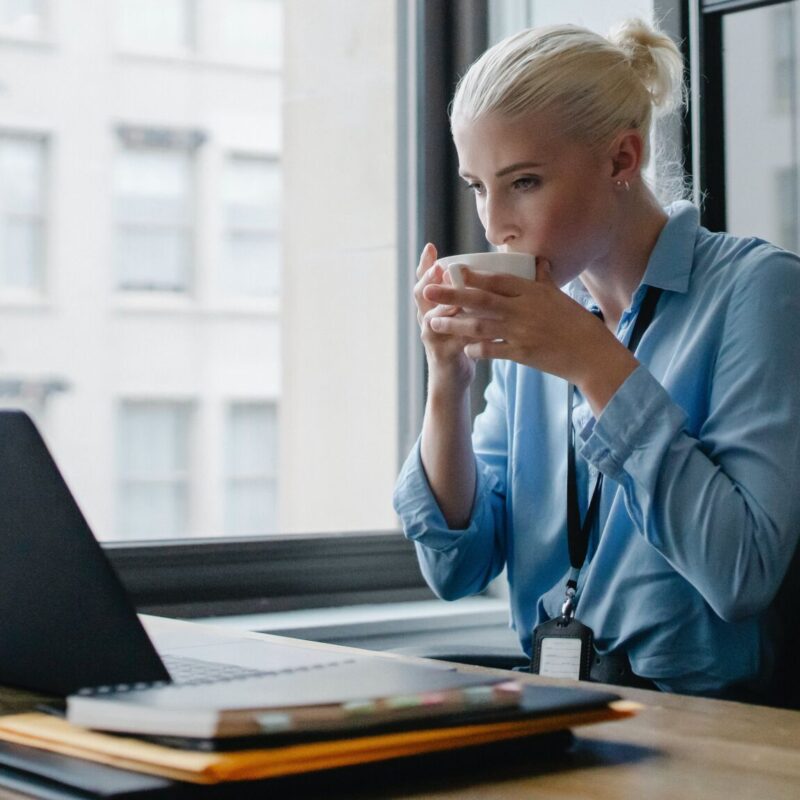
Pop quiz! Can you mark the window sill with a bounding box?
[107,531,436,618]
[197,596,508,637]
[194,596,517,654]
[112,294,279,318]
[114,50,280,76]
[0,291,51,312]
[0,34,55,51]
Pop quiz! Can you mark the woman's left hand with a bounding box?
[422,259,639,411]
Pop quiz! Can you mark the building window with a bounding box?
[217,0,282,67]
[115,0,195,55]
[117,401,192,539]
[114,142,194,293]
[225,402,277,535]
[221,155,280,297]
[0,0,46,39]
[0,134,46,292]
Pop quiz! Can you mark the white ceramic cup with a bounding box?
[436,252,536,289]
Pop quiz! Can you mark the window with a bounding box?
[114,141,194,293]
[0,134,46,292]
[115,0,195,55]
[721,2,799,245]
[216,0,282,67]
[0,0,46,39]
[117,402,192,540]
[225,402,278,534]
[0,0,432,613]
[1,1,401,548]
[221,155,280,297]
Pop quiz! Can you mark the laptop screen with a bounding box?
[0,410,170,695]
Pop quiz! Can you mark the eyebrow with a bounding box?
[459,161,545,180]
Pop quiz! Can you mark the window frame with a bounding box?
[219,152,281,299]
[688,0,796,230]
[116,399,195,540]
[113,132,199,294]
[223,400,279,536]
[0,130,49,294]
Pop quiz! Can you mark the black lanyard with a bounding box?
[561,285,663,620]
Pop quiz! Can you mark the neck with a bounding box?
[580,191,668,332]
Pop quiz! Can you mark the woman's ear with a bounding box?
[609,129,644,184]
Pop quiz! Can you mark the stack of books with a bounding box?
[0,668,636,789]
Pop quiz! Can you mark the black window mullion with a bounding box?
[697,7,727,231]
[419,1,492,419]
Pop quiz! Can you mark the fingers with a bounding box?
[535,257,553,283]
[463,340,512,360]
[423,280,504,315]
[414,262,443,315]
[428,314,506,341]
[416,243,438,279]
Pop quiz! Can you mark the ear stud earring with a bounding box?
[614,179,631,191]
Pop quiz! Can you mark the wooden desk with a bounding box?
[1,631,798,799]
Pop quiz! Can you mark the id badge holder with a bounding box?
[531,617,593,681]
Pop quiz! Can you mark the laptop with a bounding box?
[0,410,460,699]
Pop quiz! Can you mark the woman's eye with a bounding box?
[513,176,540,191]
[465,182,485,195]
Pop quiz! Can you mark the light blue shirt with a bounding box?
[393,202,800,696]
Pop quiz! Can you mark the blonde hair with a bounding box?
[450,19,684,176]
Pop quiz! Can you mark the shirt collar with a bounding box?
[639,200,698,295]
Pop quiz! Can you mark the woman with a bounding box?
[393,19,800,701]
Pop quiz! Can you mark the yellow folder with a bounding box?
[0,703,637,784]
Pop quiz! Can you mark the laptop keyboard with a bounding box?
[161,655,273,686]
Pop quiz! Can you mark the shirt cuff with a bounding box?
[392,437,500,552]
[578,365,685,480]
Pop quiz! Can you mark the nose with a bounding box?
[482,193,518,248]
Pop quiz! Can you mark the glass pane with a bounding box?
[0,137,44,290]
[0,0,44,37]
[224,157,280,228]
[226,480,277,535]
[224,233,280,295]
[522,0,653,31]
[117,403,190,539]
[118,403,189,478]
[724,2,800,252]
[115,0,193,53]
[0,137,44,214]
[1,0,401,540]
[117,227,190,291]
[226,403,277,476]
[118,482,189,539]
[115,149,190,214]
[218,0,282,66]
[115,147,192,291]
[2,218,42,288]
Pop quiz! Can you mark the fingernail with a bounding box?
[430,318,442,331]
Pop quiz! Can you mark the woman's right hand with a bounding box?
[414,243,476,391]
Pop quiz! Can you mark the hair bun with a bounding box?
[608,18,684,115]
